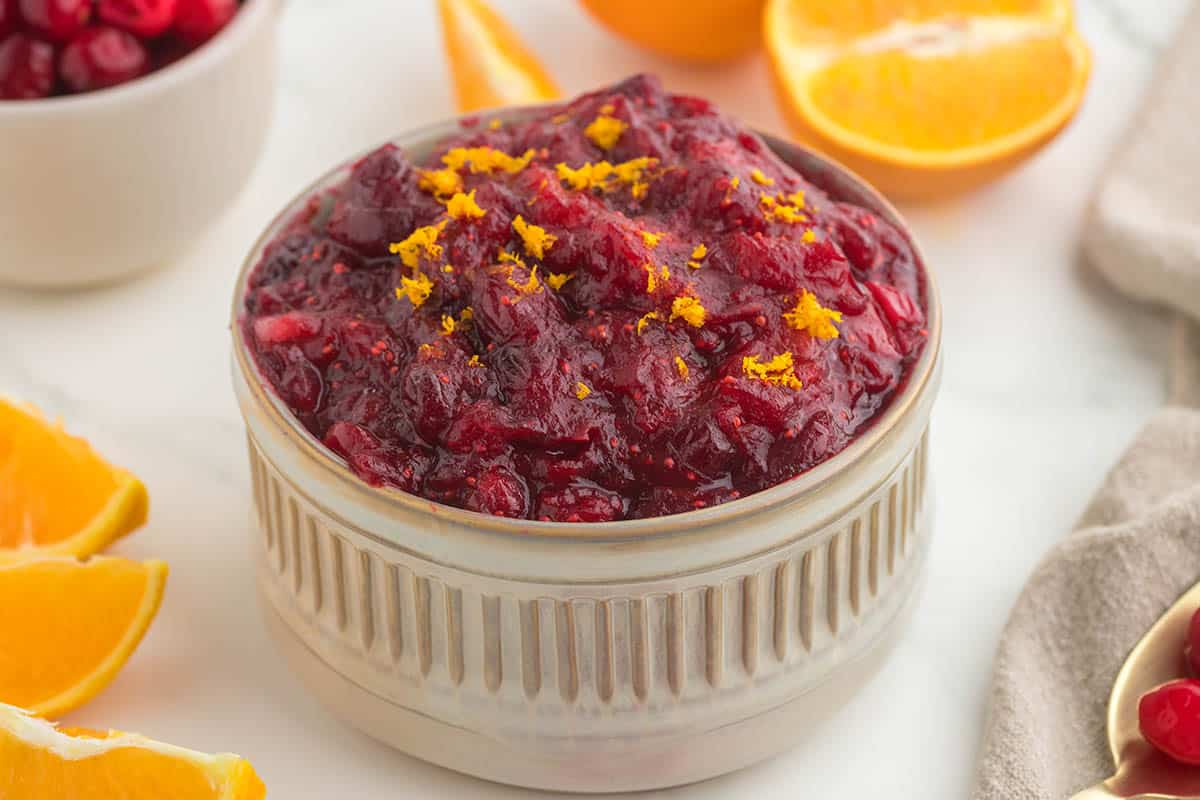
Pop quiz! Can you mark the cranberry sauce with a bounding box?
[242,75,928,522]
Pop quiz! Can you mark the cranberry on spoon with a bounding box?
[1140,679,1200,766]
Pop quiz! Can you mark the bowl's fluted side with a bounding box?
[244,414,931,790]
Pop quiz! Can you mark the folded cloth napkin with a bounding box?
[973,7,1200,799]
[1087,2,1200,322]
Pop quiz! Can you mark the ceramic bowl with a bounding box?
[0,0,280,289]
[230,116,943,793]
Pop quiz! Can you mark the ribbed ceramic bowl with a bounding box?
[231,115,942,793]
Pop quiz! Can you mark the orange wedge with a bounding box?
[0,398,148,563]
[436,0,561,113]
[764,0,1091,198]
[0,703,264,800]
[578,0,767,63]
[0,557,167,718]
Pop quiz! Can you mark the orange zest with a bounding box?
[764,0,1090,198]
[0,557,167,719]
[436,0,561,113]
[742,352,803,391]
[0,703,264,800]
[784,289,842,339]
[0,399,148,563]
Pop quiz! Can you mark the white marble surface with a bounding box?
[0,0,1192,796]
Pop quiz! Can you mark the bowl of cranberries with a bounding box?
[230,77,942,791]
[0,0,278,287]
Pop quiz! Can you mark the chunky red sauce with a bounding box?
[242,75,928,522]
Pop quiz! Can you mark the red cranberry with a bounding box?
[0,0,19,40]
[18,0,90,42]
[173,0,236,44]
[253,311,323,346]
[1188,607,1200,677]
[1139,679,1200,765]
[98,0,179,38]
[0,33,55,99]
[467,466,530,518]
[60,26,149,93]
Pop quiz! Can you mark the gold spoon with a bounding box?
[1073,581,1200,799]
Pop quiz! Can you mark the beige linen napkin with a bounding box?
[973,8,1200,799]
[1087,3,1200,322]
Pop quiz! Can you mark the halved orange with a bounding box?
[436,0,561,113]
[0,557,167,718]
[578,0,767,63]
[0,703,264,800]
[0,398,148,563]
[765,0,1091,198]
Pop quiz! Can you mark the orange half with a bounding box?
[0,398,148,562]
[436,0,561,113]
[765,0,1091,198]
[0,557,168,718]
[0,703,264,800]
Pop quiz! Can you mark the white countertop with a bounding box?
[0,1,1191,796]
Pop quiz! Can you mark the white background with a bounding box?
[0,0,1193,796]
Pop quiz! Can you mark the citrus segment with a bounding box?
[436,0,560,113]
[0,703,265,800]
[774,0,1069,39]
[0,557,167,718]
[0,398,148,562]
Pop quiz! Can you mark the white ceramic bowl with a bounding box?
[0,0,279,289]
[231,120,943,793]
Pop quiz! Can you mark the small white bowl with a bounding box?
[232,118,943,792]
[0,0,280,289]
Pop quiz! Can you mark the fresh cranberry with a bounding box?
[467,466,530,518]
[59,26,149,93]
[1140,680,1200,765]
[1188,607,1200,677]
[173,0,235,43]
[535,485,625,522]
[866,280,924,329]
[0,33,55,99]
[0,0,19,39]
[18,0,90,42]
[98,0,178,38]
[253,312,323,346]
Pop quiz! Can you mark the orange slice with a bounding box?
[0,557,167,718]
[436,0,561,113]
[578,0,767,63]
[764,0,1091,198]
[0,398,148,563]
[0,703,264,800]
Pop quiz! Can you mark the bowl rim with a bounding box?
[0,0,278,117]
[230,107,943,540]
